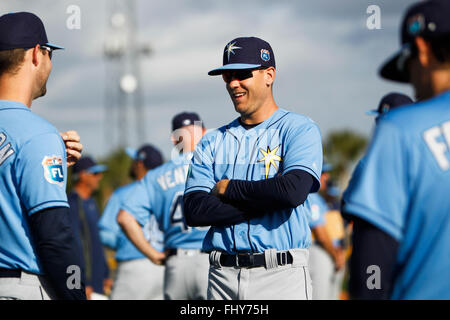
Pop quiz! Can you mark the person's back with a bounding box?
[123,153,208,250]
[0,101,67,273]
[373,93,450,299]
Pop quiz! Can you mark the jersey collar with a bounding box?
[0,100,30,111]
[227,107,287,136]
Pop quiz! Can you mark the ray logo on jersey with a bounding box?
[42,155,64,186]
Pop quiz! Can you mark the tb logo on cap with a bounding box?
[225,42,242,61]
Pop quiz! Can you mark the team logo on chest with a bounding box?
[258,145,282,179]
[42,155,64,186]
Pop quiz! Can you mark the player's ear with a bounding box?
[31,44,41,67]
[415,37,434,68]
[264,67,275,87]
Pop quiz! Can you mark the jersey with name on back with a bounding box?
[0,100,68,274]
[343,91,450,299]
[121,153,208,250]
[98,182,164,262]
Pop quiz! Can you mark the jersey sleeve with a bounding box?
[14,132,69,216]
[282,120,323,190]
[98,191,122,249]
[342,120,409,241]
[185,133,217,194]
[120,178,154,227]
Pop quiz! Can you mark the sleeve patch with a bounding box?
[42,155,64,186]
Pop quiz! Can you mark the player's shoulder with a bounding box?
[380,91,450,130]
[276,108,319,128]
[274,108,321,137]
[0,102,60,145]
[114,182,138,197]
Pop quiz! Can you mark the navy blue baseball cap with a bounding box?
[208,37,275,76]
[380,0,450,82]
[172,112,204,131]
[0,12,64,51]
[72,156,107,175]
[125,144,163,170]
[366,92,414,116]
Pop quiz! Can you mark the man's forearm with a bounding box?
[224,169,314,210]
[184,191,252,227]
[116,210,162,263]
[29,207,87,300]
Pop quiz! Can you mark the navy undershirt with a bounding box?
[184,118,315,227]
[28,206,87,300]
[342,213,399,300]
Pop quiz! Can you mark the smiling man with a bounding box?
[183,37,323,300]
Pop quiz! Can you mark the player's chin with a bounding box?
[33,86,47,100]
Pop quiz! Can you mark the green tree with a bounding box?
[323,130,368,179]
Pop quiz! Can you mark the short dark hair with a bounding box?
[0,48,26,76]
[428,34,450,63]
[410,34,450,64]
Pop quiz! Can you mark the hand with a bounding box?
[149,250,166,266]
[333,247,346,271]
[85,285,93,300]
[211,179,230,197]
[103,278,114,296]
[60,130,83,167]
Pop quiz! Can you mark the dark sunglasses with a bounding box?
[222,67,267,83]
[40,45,53,60]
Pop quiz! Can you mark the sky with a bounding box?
[1,0,417,160]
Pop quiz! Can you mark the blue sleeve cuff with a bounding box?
[344,202,403,241]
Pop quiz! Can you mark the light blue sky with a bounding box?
[1,0,416,160]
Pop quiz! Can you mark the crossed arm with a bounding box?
[184,169,315,227]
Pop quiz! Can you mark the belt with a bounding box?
[166,248,209,258]
[0,268,21,278]
[219,251,293,268]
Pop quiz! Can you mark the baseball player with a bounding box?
[0,12,86,300]
[306,163,346,300]
[98,144,165,300]
[184,37,323,300]
[366,92,414,122]
[342,0,450,300]
[117,112,210,300]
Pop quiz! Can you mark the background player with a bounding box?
[98,144,165,300]
[0,12,85,300]
[342,0,450,300]
[307,162,346,300]
[68,156,111,299]
[184,37,323,300]
[117,112,210,300]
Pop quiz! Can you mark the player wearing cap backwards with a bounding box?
[98,144,165,300]
[117,113,210,300]
[0,12,86,300]
[342,0,450,300]
[184,37,323,300]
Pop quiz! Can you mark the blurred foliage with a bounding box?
[67,148,133,212]
[323,129,368,180]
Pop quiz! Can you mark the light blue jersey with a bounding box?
[98,182,164,261]
[343,91,450,300]
[185,108,323,253]
[0,101,69,274]
[121,153,208,250]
